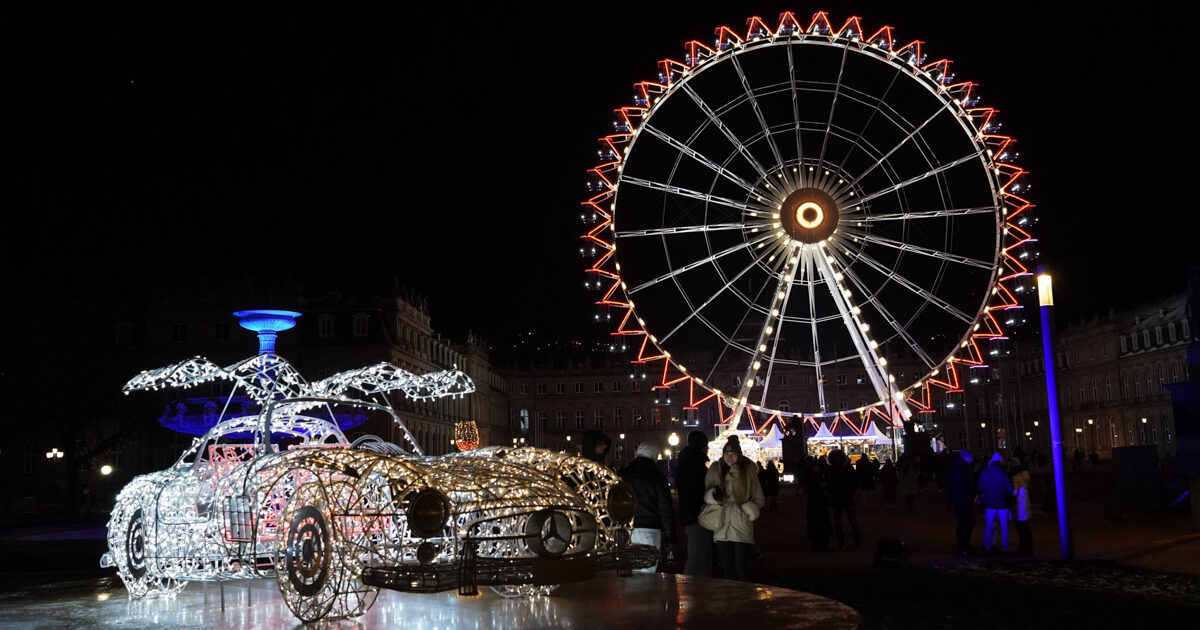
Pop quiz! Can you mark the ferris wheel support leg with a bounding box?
[813,248,913,438]
[725,249,804,433]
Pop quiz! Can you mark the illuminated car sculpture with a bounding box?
[102,353,654,622]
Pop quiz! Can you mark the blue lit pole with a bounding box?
[1037,267,1074,560]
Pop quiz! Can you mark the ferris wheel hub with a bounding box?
[780,188,839,244]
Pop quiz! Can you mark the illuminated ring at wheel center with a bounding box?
[779,187,840,244]
[796,202,824,229]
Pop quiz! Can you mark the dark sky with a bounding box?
[9,2,1197,344]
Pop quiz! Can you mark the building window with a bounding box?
[318,315,334,338]
[556,410,566,430]
[214,321,230,342]
[537,383,546,395]
[855,374,865,385]
[1156,327,1163,345]
[1169,322,1177,342]
[575,382,584,394]
[836,375,847,386]
[632,381,642,392]
[556,383,565,394]
[353,313,369,337]
[536,410,547,429]
[1142,330,1151,348]
[594,409,604,429]
[779,400,790,413]
[612,382,623,393]
[632,408,642,428]
[171,323,188,342]
[1105,375,1113,402]
[594,382,603,393]
[613,408,623,427]
[778,374,788,386]
[520,384,530,395]
[575,410,584,429]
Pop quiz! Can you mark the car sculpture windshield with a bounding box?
[102,352,655,622]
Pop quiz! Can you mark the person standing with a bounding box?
[826,449,861,550]
[856,454,877,505]
[703,436,765,581]
[675,430,713,576]
[619,442,675,573]
[948,449,977,555]
[978,452,1014,554]
[759,459,780,511]
[1010,457,1033,556]
[804,456,832,551]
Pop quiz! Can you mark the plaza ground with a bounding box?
[2,465,1198,628]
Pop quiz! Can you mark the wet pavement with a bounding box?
[0,573,858,630]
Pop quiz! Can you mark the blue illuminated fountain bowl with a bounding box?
[234,310,302,355]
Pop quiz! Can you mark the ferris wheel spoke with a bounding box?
[848,249,975,324]
[847,149,987,206]
[679,84,777,190]
[835,68,903,175]
[641,124,767,198]
[798,248,828,412]
[620,176,770,217]
[840,228,994,270]
[627,233,774,295]
[659,240,787,345]
[817,45,851,170]
[849,206,996,222]
[787,43,806,188]
[615,222,762,239]
[845,104,954,191]
[730,55,787,179]
[825,249,938,369]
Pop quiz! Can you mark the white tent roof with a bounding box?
[810,422,837,441]
[758,424,784,448]
[862,421,892,443]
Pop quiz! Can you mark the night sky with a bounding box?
[9,2,1197,345]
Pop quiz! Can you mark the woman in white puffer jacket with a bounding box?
[703,435,765,581]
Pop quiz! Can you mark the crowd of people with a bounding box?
[578,428,1039,582]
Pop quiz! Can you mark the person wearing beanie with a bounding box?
[702,435,765,580]
[619,442,675,573]
[977,451,1014,554]
[675,430,713,576]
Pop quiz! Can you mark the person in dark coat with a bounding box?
[759,459,780,510]
[580,430,612,465]
[856,454,877,505]
[826,449,861,549]
[675,430,712,576]
[619,442,675,573]
[804,457,832,551]
[880,460,899,507]
[947,449,977,555]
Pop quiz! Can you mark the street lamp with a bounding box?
[1038,267,1073,559]
[619,433,627,466]
[46,448,64,459]
[668,432,679,448]
[980,422,988,452]
[1141,417,1148,444]
[100,465,113,476]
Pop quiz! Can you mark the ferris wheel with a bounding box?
[581,11,1035,437]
